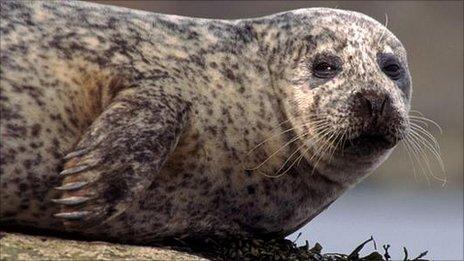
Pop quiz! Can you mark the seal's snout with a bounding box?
[344,90,406,154]
[352,90,391,120]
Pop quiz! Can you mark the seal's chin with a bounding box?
[342,133,397,156]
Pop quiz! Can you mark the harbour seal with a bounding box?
[0,1,411,243]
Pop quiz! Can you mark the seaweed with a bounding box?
[173,235,430,261]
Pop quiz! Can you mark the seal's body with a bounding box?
[1,1,411,242]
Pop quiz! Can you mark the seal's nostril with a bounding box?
[369,96,380,115]
[363,95,374,115]
[380,96,389,116]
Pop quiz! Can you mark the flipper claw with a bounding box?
[52,196,90,206]
[53,211,91,220]
[59,165,90,176]
[64,148,89,160]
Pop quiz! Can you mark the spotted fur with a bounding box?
[0,1,411,243]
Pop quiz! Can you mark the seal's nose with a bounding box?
[352,90,390,119]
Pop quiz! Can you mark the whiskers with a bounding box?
[402,110,447,186]
[246,114,344,178]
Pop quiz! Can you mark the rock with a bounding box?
[0,232,209,260]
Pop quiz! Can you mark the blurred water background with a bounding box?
[89,1,463,259]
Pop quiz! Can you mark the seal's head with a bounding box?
[263,8,411,179]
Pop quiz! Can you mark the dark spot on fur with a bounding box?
[31,123,42,137]
[104,178,127,204]
[225,69,236,81]
[22,160,32,170]
[222,167,232,176]
[246,185,256,194]
[19,183,28,191]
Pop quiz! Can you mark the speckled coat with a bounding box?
[0,1,411,243]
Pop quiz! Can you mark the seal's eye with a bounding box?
[312,55,342,79]
[382,63,401,80]
[313,62,336,78]
[378,53,403,81]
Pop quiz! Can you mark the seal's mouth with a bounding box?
[342,133,397,155]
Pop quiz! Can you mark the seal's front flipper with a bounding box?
[53,87,190,228]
